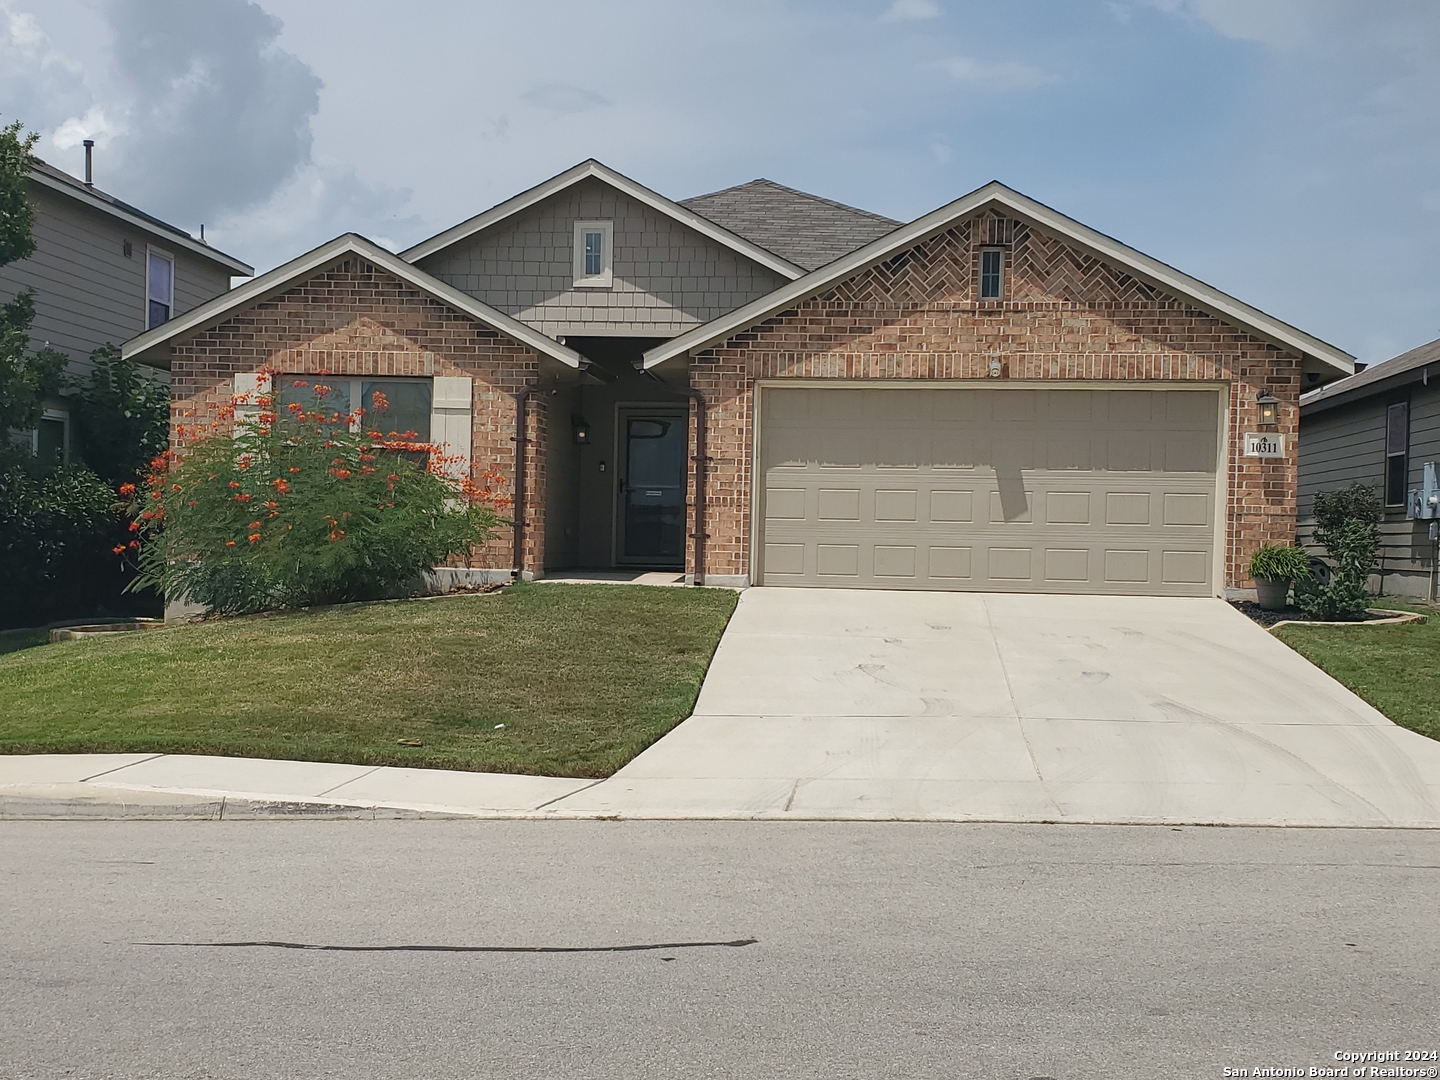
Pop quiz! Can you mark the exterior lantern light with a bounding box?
[1256,389,1279,427]
[572,415,592,445]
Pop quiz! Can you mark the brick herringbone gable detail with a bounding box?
[687,210,1303,591]
[168,256,544,572]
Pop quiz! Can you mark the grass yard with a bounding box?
[0,628,50,656]
[1274,601,1440,742]
[0,583,737,778]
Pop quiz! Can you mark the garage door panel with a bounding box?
[760,387,1217,596]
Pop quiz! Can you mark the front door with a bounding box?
[618,411,687,566]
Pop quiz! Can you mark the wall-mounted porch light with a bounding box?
[1256,389,1279,427]
[572,415,592,445]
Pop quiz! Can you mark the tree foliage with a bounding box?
[1296,482,1381,620]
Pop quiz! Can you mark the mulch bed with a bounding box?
[1228,600,1396,628]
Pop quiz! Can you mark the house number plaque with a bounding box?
[1243,432,1285,458]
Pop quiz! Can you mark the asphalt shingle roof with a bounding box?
[1301,334,1440,413]
[679,179,900,270]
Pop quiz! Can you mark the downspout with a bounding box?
[512,384,545,580]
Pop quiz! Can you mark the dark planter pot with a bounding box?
[1254,577,1291,611]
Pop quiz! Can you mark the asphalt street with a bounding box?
[2,821,1437,1079]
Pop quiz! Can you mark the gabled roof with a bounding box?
[679,178,900,270]
[28,158,253,276]
[1301,334,1440,415]
[644,180,1356,376]
[122,233,583,369]
[401,159,805,280]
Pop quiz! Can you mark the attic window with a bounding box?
[979,249,1003,299]
[573,220,613,288]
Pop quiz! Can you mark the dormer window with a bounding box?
[573,220,613,288]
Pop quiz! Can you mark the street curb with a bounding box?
[0,785,481,821]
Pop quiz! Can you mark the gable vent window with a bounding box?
[979,249,1004,299]
[1385,401,1409,507]
[146,248,174,328]
[573,220,613,288]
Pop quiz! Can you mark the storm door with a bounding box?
[618,410,687,566]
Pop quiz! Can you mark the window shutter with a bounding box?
[430,376,473,481]
[232,372,266,434]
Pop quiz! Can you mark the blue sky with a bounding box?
[4,0,1439,364]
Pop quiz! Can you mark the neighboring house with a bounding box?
[0,153,252,464]
[124,158,1354,598]
[1299,335,1440,600]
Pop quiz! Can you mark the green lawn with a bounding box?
[0,584,738,778]
[1274,602,1440,742]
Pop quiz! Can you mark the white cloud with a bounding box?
[48,106,118,151]
[521,84,610,114]
[881,0,941,22]
[939,55,1054,90]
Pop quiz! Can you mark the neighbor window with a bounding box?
[979,248,1003,299]
[276,376,432,443]
[573,220,613,287]
[146,249,174,328]
[33,408,68,467]
[1385,401,1409,507]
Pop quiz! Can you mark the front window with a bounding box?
[276,376,431,444]
[979,248,1003,299]
[147,249,174,328]
[1385,401,1408,507]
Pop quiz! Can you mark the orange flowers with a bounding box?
[228,481,241,489]
[118,483,136,496]
[235,493,252,502]
[247,533,262,544]
[287,402,303,413]
[289,467,300,474]
[112,544,127,554]
[329,468,351,480]
[225,540,237,547]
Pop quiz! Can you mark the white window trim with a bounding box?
[573,220,614,288]
[146,245,175,329]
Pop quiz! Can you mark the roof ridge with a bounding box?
[683,177,900,225]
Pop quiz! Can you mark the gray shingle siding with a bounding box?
[412,177,788,336]
[1299,380,1440,597]
[679,178,900,270]
[0,181,233,379]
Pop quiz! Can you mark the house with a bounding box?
[1298,335,1440,600]
[122,159,1354,597]
[0,149,252,462]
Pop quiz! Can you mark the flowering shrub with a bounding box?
[123,377,510,614]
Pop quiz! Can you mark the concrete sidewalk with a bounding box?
[0,753,597,819]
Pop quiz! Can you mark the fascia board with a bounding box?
[30,169,254,276]
[122,234,582,369]
[401,160,805,281]
[644,182,1355,376]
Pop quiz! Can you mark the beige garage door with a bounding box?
[758,386,1219,596]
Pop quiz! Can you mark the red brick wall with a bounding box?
[169,256,544,572]
[687,212,1302,590]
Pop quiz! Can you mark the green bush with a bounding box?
[125,383,510,615]
[1295,482,1381,620]
[1248,543,1312,583]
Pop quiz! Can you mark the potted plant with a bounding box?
[1248,543,1313,611]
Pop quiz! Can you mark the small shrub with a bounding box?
[124,381,510,615]
[1295,482,1381,620]
[1248,543,1312,583]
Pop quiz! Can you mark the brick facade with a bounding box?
[168,256,545,572]
[686,212,1301,590]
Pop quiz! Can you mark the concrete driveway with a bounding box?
[553,589,1440,825]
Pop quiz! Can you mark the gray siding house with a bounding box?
[1299,335,1440,599]
[0,156,251,462]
